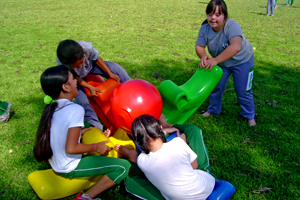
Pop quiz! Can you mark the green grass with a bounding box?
[0,0,299,199]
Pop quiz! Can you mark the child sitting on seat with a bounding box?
[115,114,215,200]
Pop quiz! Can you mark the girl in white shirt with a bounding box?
[129,115,215,200]
[33,65,163,200]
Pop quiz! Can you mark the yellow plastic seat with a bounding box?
[28,128,135,199]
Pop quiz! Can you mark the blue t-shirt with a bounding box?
[196,19,253,68]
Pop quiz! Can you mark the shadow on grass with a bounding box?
[198,1,209,5]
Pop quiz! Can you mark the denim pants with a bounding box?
[267,0,275,15]
[207,55,255,120]
[75,61,131,129]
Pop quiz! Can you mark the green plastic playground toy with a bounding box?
[158,66,223,124]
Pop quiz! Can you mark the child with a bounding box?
[0,100,12,122]
[287,0,294,6]
[56,40,131,130]
[116,114,215,200]
[33,65,163,200]
[267,0,275,16]
[195,0,256,126]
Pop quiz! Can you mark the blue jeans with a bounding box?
[267,0,275,15]
[207,55,255,120]
[75,61,131,129]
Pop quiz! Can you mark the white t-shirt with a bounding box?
[137,138,215,200]
[48,99,84,173]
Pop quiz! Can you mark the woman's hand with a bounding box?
[88,85,102,97]
[95,141,112,156]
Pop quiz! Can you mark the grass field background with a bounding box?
[0,0,299,199]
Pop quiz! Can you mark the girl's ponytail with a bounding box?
[33,65,70,163]
[33,102,57,162]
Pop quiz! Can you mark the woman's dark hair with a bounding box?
[33,65,70,163]
[131,115,166,154]
[57,39,84,65]
[206,0,228,20]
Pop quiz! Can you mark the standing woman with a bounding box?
[195,0,256,126]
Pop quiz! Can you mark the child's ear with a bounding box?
[62,83,70,93]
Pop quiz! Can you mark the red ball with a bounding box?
[110,79,163,134]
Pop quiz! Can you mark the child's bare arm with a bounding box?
[95,57,120,82]
[76,76,102,97]
[66,127,112,156]
[191,159,198,169]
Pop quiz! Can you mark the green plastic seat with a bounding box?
[158,66,223,124]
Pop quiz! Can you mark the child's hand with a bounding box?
[204,57,217,71]
[177,132,187,143]
[109,73,121,82]
[95,141,112,156]
[199,55,210,68]
[89,85,102,97]
[163,127,179,135]
[103,126,112,138]
[81,127,92,137]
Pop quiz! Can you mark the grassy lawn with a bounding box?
[0,0,299,199]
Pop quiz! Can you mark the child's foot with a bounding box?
[248,119,257,126]
[73,191,101,200]
[115,144,138,162]
[202,112,211,117]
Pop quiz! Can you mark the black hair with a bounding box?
[206,0,228,20]
[201,19,208,26]
[56,39,84,65]
[131,115,166,154]
[33,65,70,163]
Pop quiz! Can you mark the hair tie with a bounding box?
[44,95,55,104]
